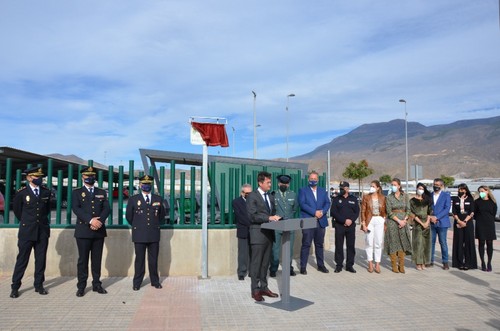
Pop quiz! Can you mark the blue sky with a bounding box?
[1,1,499,168]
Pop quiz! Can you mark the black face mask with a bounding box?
[458,192,465,197]
[84,177,96,186]
[279,185,288,193]
[433,185,440,192]
[339,188,346,196]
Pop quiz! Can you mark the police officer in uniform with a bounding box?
[72,166,110,297]
[269,174,298,277]
[126,175,166,290]
[10,167,51,298]
[330,181,360,273]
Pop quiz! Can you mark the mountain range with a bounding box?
[292,115,500,181]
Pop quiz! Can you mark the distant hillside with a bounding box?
[293,116,500,180]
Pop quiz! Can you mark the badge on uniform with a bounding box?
[137,200,141,206]
[152,202,160,207]
[82,192,86,198]
[26,196,30,202]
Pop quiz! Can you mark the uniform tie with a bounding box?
[89,187,94,198]
[34,188,39,197]
[146,195,150,204]
[264,192,270,213]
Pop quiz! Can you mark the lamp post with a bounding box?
[399,99,409,194]
[252,91,257,159]
[231,126,235,156]
[286,93,295,162]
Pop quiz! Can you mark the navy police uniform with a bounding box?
[10,167,51,297]
[72,166,110,295]
[126,175,166,290]
[330,181,360,271]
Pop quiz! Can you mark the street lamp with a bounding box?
[286,93,295,162]
[252,91,257,159]
[399,99,408,194]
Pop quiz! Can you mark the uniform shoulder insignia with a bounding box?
[17,186,27,192]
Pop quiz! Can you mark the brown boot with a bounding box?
[390,253,399,273]
[397,251,406,274]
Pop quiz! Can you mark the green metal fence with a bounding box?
[0,157,327,229]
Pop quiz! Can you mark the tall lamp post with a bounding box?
[286,93,295,162]
[399,99,409,194]
[252,91,257,159]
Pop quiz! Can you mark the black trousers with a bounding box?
[11,236,49,290]
[237,237,251,277]
[334,223,356,268]
[250,241,272,293]
[76,238,104,290]
[133,242,160,287]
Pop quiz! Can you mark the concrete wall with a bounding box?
[0,224,332,277]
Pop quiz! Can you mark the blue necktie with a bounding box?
[34,188,39,197]
[264,192,270,213]
[146,195,150,204]
[90,188,94,198]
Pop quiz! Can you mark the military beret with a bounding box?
[24,166,44,177]
[81,166,96,175]
[139,175,154,184]
[339,181,350,188]
[277,174,292,184]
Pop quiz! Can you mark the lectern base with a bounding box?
[259,296,314,312]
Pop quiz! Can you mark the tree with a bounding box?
[440,174,455,187]
[379,174,392,187]
[342,160,374,196]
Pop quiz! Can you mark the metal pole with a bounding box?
[252,91,257,159]
[286,93,295,162]
[399,99,409,193]
[201,143,208,278]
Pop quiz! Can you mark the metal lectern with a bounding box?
[261,217,317,306]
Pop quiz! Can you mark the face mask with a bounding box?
[433,185,440,192]
[339,188,346,196]
[141,184,152,192]
[369,187,377,194]
[279,185,288,193]
[309,180,318,187]
[417,189,424,196]
[458,192,465,197]
[391,185,398,193]
[479,192,487,199]
[84,177,96,186]
[32,177,43,186]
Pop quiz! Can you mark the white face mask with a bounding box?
[417,189,424,196]
[369,187,377,194]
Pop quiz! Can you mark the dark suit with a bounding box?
[11,185,51,290]
[233,196,251,278]
[246,189,275,294]
[72,186,110,290]
[330,194,360,268]
[126,193,166,287]
[298,185,331,270]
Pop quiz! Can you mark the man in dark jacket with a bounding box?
[72,166,110,297]
[232,184,253,280]
[10,167,51,298]
[126,175,166,290]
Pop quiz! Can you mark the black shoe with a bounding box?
[318,266,329,273]
[300,268,307,275]
[290,268,297,276]
[346,267,357,273]
[481,262,486,271]
[334,266,342,273]
[152,284,163,289]
[269,271,277,278]
[238,276,245,281]
[133,286,140,291]
[76,289,85,297]
[92,286,107,294]
[10,289,19,298]
[35,287,48,295]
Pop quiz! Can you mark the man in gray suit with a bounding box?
[246,171,281,302]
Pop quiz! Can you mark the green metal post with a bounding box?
[14,169,22,224]
[210,162,216,225]
[169,160,175,225]
[56,170,63,224]
[190,167,196,222]
[159,166,165,199]
[118,166,124,224]
[47,159,53,222]
[228,169,234,225]
[107,165,114,225]
[77,165,83,187]
[4,158,13,224]
[179,172,186,224]
[220,173,226,225]
[66,164,74,224]
[129,160,135,197]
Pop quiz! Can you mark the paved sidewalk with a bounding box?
[1,227,500,330]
